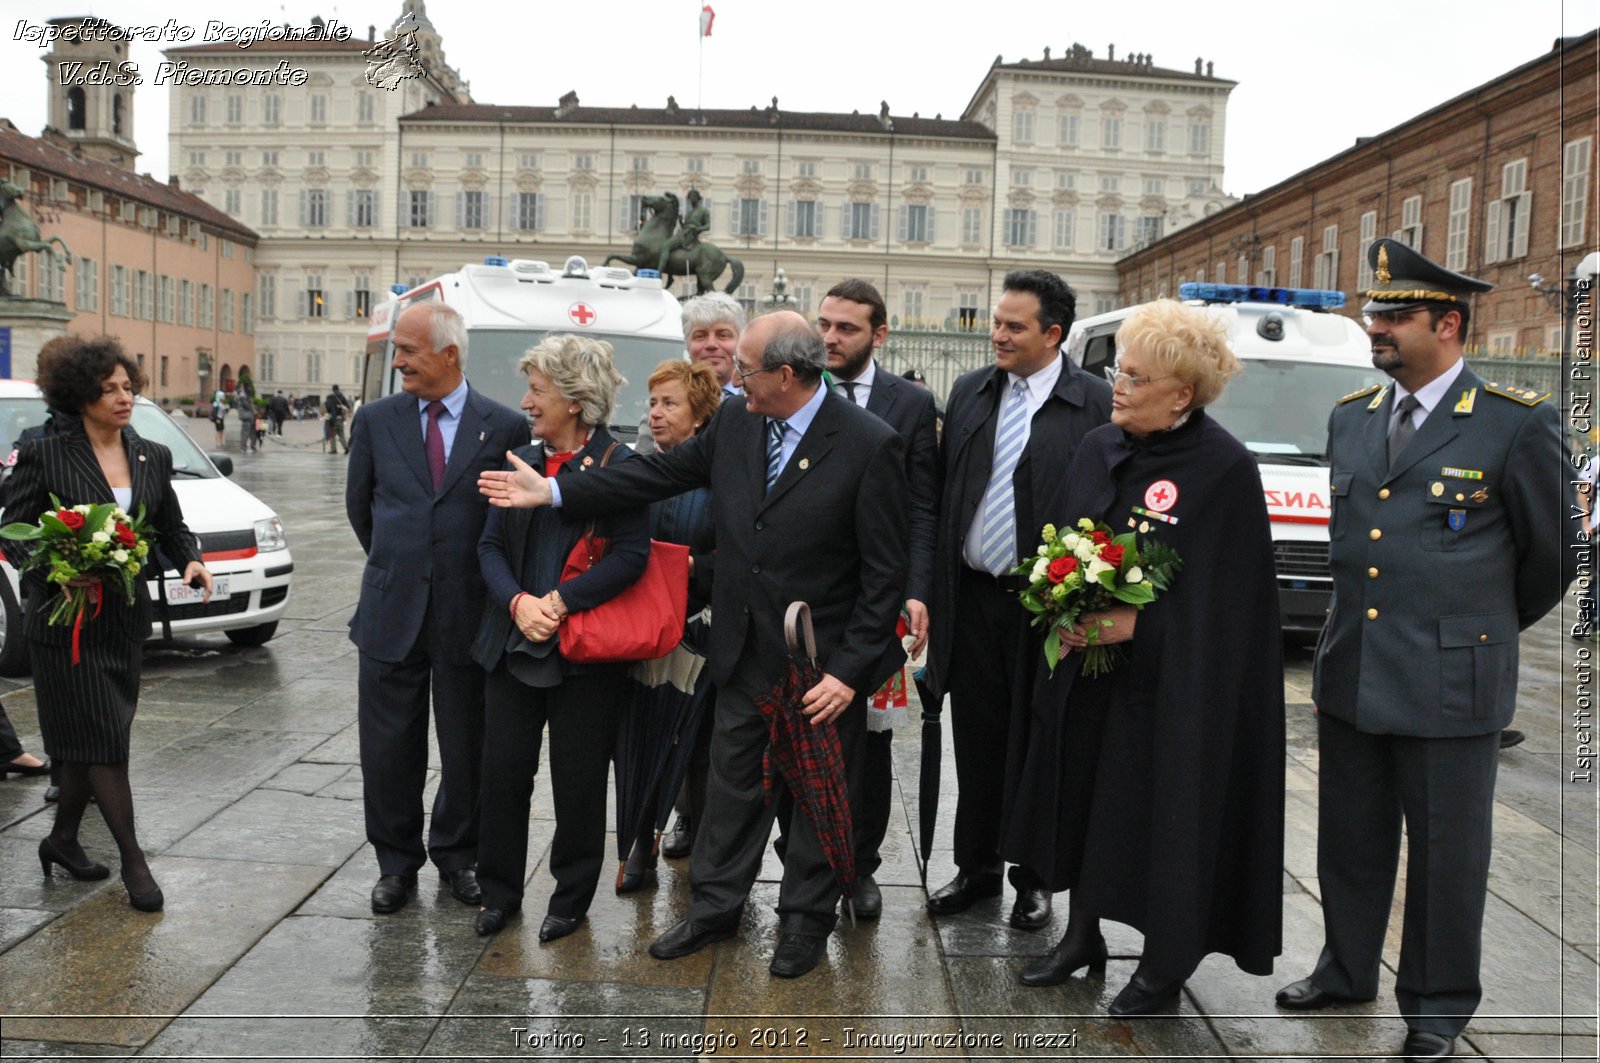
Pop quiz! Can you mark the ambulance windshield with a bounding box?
[1208,360,1386,463]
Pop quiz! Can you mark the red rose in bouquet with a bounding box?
[1046,556,1078,584]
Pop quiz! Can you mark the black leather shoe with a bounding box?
[769,931,827,978]
[475,906,517,937]
[1019,928,1108,987]
[649,918,735,960]
[1010,887,1053,930]
[539,913,586,943]
[38,837,110,881]
[1108,969,1184,1017]
[1499,729,1525,750]
[661,814,694,859]
[440,867,482,905]
[925,872,1003,915]
[43,785,60,803]
[1274,977,1375,1010]
[1402,1030,1456,1061]
[852,876,883,920]
[3,756,51,777]
[370,874,417,914]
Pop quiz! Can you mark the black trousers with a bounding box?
[356,633,486,878]
[477,663,625,917]
[689,651,867,936]
[1310,712,1499,1037]
[0,699,22,761]
[947,567,1038,886]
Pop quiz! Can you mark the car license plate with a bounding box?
[165,575,230,604]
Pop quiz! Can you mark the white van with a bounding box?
[361,256,686,444]
[0,381,292,674]
[1064,283,1385,634]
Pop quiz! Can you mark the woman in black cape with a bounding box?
[1003,298,1285,1016]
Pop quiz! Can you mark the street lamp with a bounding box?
[1530,251,1600,430]
[762,267,797,313]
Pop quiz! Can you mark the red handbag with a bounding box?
[556,442,690,663]
[559,535,689,664]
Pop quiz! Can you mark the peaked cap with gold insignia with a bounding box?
[1363,236,1493,314]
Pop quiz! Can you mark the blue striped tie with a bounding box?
[977,381,1030,575]
[765,419,787,493]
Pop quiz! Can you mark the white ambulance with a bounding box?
[362,256,687,445]
[1064,283,1385,635]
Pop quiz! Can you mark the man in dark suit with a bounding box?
[815,278,939,919]
[924,270,1111,930]
[346,302,530,915]
[1275,239,1574,1062]
[479,311,908,978]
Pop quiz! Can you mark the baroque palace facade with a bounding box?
[158,1,1237,394]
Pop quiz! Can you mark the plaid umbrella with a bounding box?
[755,601,857,922]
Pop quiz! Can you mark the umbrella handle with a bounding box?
[783,601,817,661]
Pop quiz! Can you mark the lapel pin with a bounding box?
[479,431,486,442]
[137,454,147,462]
[581,455,594,468]
[798,457,810,470]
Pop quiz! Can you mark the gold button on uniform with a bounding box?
[1368,567,1379,579]
[1456,493,1466,502]
[1370,528,1382,540]
[1367,608,1379,620]
[1378,488,1391,500]
[1479,634,1488,642]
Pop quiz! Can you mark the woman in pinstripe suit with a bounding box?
[5,337,212,912]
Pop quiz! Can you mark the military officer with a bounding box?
[1274,238,1575,1061]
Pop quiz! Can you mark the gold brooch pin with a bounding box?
[1430,482,1444,497]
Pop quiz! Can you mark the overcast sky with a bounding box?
[2,0,1592,195]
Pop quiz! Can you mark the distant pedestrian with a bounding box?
[211,388,228,449]
[268,391,290,436]
[325,385,352,455]
[235,390,258,453]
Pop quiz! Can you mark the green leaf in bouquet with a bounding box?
[1044,626,1062,676]
[1113,580,1157,605]
[1019,591,1048,615]
[0,522,43,540]
[39,512,73,536]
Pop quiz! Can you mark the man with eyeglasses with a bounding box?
[1275,238,1573,1062]
[923,269,1111,931]
[477,310,909,979]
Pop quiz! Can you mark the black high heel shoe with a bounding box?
[1019,927,1108,986]
[38,837,110,881]
[1108,967,1185,1016]
[122,870,164,913]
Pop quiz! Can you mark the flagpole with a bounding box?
[697,4,704,117]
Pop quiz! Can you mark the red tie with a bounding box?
[425,400,446,491]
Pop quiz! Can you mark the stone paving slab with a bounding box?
[139,912,488,1058]
[427,974,705,1059]
[0,905,54,952]
[167,787,370,868]
[0,855,325,1045]
[0,1040,130,1058]
[211,676,359,735]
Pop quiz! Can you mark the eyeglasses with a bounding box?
[1103,363,1173,390]
[732,360,781,382]
[1363,307,1428,328]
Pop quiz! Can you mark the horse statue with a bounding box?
[0,179,72,298]
[604,191,744,297]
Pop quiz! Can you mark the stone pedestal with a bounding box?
[0,298,74,379]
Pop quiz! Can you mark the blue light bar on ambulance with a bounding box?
[484,256,509,267]
[1178,283,1346,309]
[389,284,408,295]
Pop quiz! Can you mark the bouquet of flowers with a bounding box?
[1,496,152,663]
[1015,518,1182,677]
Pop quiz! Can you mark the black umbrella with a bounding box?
[613,643,711,877]
[912,671,942,887]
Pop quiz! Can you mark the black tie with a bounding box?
[1387,394,1420,471]
[841,381,858,405]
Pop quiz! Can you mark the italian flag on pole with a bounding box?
[700,4,715,36]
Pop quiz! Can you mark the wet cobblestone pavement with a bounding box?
[0,415,1594,1061]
